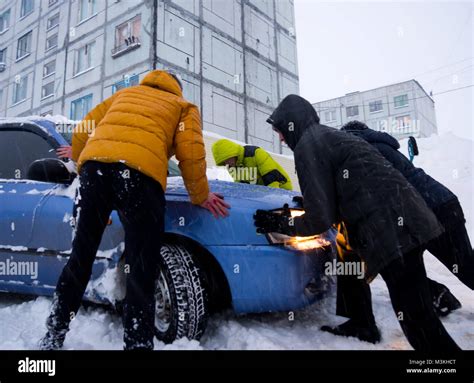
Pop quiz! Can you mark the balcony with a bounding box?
[111,36,141,58]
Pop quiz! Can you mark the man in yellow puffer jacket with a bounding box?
[41,70,229,351]
[212,139,293,190]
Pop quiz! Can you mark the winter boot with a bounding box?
[321,319,381,344]
[38,329,67,350]
[431,282,462,317]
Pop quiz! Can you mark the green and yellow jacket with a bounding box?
[212,139,293,190]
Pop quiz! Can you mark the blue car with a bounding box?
[0,118,336,344]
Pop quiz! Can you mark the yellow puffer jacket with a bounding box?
[72,70,209,205]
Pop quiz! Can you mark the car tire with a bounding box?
[154,243,208,344]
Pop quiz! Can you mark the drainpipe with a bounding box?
[152,0,158,69]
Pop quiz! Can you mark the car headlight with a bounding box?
[266,209,331,251]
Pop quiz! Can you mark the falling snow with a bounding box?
[0,133,471,350]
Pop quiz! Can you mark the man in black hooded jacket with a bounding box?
[255,94,460,352]
[327,121,472,340]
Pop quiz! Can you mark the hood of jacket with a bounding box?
[267,94,320,150]
[348,128,400,150]
[140,70,183,98]
[212,139,245,166]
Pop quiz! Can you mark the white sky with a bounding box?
[294,0,473,140]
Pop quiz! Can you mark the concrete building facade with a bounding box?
[0,0,299,153]
[312,80,438,139]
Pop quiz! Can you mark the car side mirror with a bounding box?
[408,136,419,163]
[27,158,74,184]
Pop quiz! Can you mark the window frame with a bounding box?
[43,60,56,78]
[45,33,58,51]
[70,94,93,121]
[41,81,55,100]
[78,0,96,24]
[112,74,139,93]
[16,30,32,61]
[20,0,34,19]
[324,109,337,123]
[394,94,409,109]
[12,75,28,105]
[73,41,95,76]
[346,105,359,118]
[0,47,6,63]
[112,14,141,58]
[46,12,60,31]
[0,9,11,34]
[395,114,412,129]
[369,100,383,114]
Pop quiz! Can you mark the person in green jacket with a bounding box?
[212,139,293,190]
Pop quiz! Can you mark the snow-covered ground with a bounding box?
[0,132,472,350]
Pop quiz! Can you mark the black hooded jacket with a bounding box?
[268,95,443,281]
[345,128,457,215]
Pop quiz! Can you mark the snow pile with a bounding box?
[0,133,472,350]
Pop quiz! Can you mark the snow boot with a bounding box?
[431,282,462,317]
[38,329,67,350]
[321,319,381,344]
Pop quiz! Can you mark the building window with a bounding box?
[324,110,336,122]
[78,0,96,23]
[47,13,60,30]
[46,34,58,51]
[48,0,59,7]
[394,94,408,108]
[0,9,10,33]
[112,74,139,93]
[43,60,56,78]
[74,41,95,75]
[0,47,6,63]
[0,89,3,105]
[20,0,34,18]
[0,48,6,72]
[71,94,92,120]
[13,75,28,104]
[16,31,32,60]
[41,81,54,99]
[369,100,383,113]
[396,115,412,130]
[346,105,359,118]
[112,15,141,58]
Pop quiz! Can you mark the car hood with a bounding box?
[166,177,300,209]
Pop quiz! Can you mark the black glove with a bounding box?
[254,209,296,236]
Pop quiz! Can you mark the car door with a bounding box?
[0,122,125,300]
[0,124,64,292]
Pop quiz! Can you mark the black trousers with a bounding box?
[426,203,474,290]
[379,248,460,352]
[337,248,460,352]
[46,161,166,350]
[338,200,473,323]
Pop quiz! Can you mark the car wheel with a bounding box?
[154,243,208,344]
